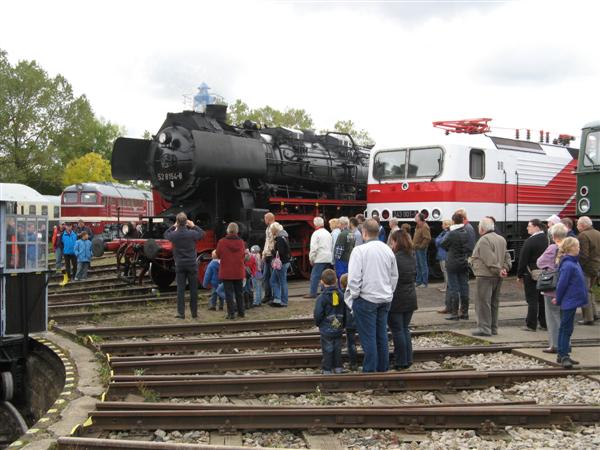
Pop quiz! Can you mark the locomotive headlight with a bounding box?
[371,210,380,218]
[158,131,171,145]
[580,186,589,197]
[579,198,591,213]
[432,209,441,220]
[382,209,390,220]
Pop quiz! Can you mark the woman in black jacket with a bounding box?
[388,229,418,369]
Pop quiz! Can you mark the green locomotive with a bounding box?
[577,121,600,221]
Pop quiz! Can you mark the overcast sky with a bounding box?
[2,0,599,147]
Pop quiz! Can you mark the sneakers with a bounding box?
[556,355,579,365]
[542,347,557,354]
[560,356,574,369]
[471,330,491,337]
[445,316,460,321]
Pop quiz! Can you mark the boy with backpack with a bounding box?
[314,269,346,374]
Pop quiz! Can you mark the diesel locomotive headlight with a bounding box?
[579,198,591,213]
[382,209,390,220]
[371,210,380,218]
[580,186,589,197]
[158,132,171,145]
[432,209,441,220]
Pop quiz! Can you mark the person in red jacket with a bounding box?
[243,249,257,309]
[216,222,246,319]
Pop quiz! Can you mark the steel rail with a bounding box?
[49,286,154,301]
[77,318,317,338]
[99,330,433,356]
[80,405,600,432]
[58,437,277,450]
[109,346,516,375]
[49,295,178,311]
[105,368,593,398]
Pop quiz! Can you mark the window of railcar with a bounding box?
[41,205,48,215]
[583,131,600,167]
[29,205,36,215]
[407,147,443,178]
[63,192,78,204]
[54,206,60,217]
[469,149,485,179]
[373,149,407,179]
[81,192,98,204]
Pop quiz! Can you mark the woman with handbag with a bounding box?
[269,222,291,307]
[536,223,568,353]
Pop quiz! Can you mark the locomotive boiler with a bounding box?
[103,105,370,288]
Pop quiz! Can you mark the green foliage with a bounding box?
[63,152,114,186]
[332,120,375,147]
[227,99,314,129]
[0,48,123,194]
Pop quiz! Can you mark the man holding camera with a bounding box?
[164,212,205,319]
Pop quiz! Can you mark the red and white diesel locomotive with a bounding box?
[60,182,154,238]
[367,119,578,265]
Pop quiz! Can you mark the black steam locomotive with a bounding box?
[109,105,370,286]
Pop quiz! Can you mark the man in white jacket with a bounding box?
[305,216,333,298]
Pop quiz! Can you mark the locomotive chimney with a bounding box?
[205,104,228,123]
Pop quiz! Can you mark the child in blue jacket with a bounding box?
[73,231,93,280]
[203,250,225,310]
[553,237,589,369]
[314,269,346,374]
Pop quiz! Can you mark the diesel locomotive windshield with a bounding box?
[583,131,600,167]
[373,147,443,179]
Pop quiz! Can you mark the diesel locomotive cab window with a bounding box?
[63,192,78,203]
[469,149,485,179]
[407,147,443,178]
[373,149,407,179]
[583,131,600,167]
[81,192,98,204]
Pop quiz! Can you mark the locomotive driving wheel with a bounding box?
[150,263,176,290]
[0,371,14,401]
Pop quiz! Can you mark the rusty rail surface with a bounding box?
[58,437,264,450]
[79,405,600,433]
[105,368,593,398]
[108,346,516,375]
[77,318,318,338]
[99,330,435,356]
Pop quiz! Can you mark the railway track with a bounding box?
[108,345,517,375]
[105,368,591,399]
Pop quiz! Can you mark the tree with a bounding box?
[0,49,123,194]
[332,120,375,147]
[227,99,314,129]
[63,152,114,186]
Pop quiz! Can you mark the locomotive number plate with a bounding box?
[392,209,418,219]
[157,172,183,181]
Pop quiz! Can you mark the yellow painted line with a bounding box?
[70,424,81,435]
[60,391,72,396]
[27,429,39,434]
[65,377,75,382]
[54,399,65,405]
[38,417,50,423]
[65,383,74,388]
[47,409,58,414]
[83,417,94,427]
[101,391,106,402]
[65,371,74,376]
[9,441,23,447]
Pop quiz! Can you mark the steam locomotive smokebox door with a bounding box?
[112,137,152,181]
[3,273,47,335]
[191,131,267,177]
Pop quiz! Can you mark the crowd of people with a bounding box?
[52,219,94,281]
[166,208,598,372]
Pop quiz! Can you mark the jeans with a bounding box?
[474,277,503,335]
[209,285,225,309]
[55,247,63,271]
[334,260,349,287]
[447,269,469,316]
[64,254,77,279]
[75,261,90,280]
[557,308,576,358]
[544,295,560,348]
[223,279,244,317]
[320,333,343,372]
[345,328,358,368]
[262,260,272,302]
[415,249,429,286]
[353,297,391,372]
[523,274,546,329]
[388,311,413,368]
[176,265,198,317]
[309,262,330,296]
[270,262,290,305]
[252,276,263,305]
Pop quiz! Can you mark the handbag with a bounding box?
[536,269,559,291]
[271,251,282,270]
[527,266,543,281]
